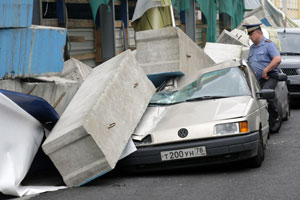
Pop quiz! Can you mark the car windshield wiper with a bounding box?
[186,96,229,102]
[149,101,184,106]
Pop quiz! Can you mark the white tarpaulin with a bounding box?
[0,93,66,197]
[132,0,164,22]
[244,0,261,10]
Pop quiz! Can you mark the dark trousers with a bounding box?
[259,76,279,126]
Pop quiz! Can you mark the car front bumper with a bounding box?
[119,131,260,171]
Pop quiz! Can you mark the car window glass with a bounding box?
[277,31,300,54]
[150,67,251,105]
[246,63,261,93]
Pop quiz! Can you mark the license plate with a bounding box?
[160,146,207,161]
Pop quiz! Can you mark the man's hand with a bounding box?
[263,55,281,80]
[262,69,269,80]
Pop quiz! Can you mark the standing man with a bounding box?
[243,23,282,132]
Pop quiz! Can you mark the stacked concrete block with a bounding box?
[204,43,243,64]
[136,27,215,89]
[0,0,33,28]
[217,29,249,47]
[42,50,156,187]
[0,26,67,79]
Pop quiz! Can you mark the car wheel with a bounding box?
[283,97,290,121]
[247,133,264,168]
[269,102,282,133]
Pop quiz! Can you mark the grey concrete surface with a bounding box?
[217,29,249,47]
[136,27,215,89]
[0,58,92,116]
[2,108,299,200]
[42,50,155,187]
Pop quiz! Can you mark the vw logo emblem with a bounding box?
[178,128,188,138]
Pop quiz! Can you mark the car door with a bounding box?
[247,66,269,136]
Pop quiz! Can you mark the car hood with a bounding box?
[133,96,252,141]
[279,56,300,68]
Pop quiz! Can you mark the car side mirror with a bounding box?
[256,89,275,99]
[278,73,287,81]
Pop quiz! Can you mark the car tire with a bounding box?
[269,102,282,133]
[283,97,290,121]
[247,133,264,168]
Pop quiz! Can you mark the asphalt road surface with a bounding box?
[2,109,300,200]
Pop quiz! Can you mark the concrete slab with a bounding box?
[0,78,80,116]
[216,29,249,47]
[0,0,33,28]
[42,50,155,187]
[61,58,92,83]
[136,27,215,88]
[0,59,91,115]
[0,25,66,79]
[204,43,243,64]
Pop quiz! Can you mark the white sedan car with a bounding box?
[121,60,275,170]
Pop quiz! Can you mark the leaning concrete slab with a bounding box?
[60,58,92,83]
[0,25,66,79]
[204,43,243,64]
[217,29,249,47]
[42,50,155,187]
[136,27,215,88]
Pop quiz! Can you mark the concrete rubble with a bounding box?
[136,27,215,89]
[42,50,156,187]
[60,58,93,83]
[2,0,293,197]
[216,28,249,47]
[0,58,91,115]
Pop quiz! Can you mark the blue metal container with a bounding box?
[0,0,33,28]
[0,26,67,78]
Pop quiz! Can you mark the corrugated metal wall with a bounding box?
[68,28,136,68]
[68,28,97,67]
[115,28,136,53]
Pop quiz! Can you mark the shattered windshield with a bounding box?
[150,67,251,105]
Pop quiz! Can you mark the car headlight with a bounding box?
[214,121,248,135]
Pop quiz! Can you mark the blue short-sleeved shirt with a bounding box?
[247,37,280,80]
